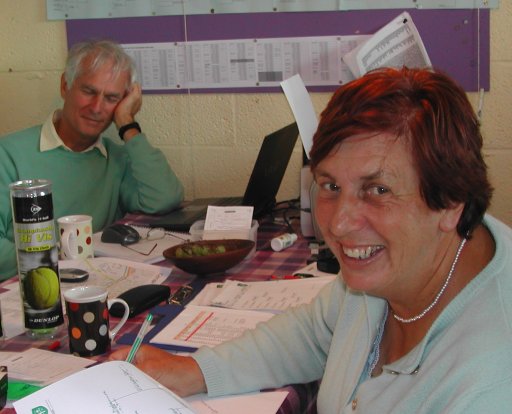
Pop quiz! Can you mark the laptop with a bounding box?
[150,122,299,231]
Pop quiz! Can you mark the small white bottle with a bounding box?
[271,233,298,252]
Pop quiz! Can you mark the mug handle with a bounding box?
[107,298,130,340]
[61,229,79,259]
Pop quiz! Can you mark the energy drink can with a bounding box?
[9,179,63,338]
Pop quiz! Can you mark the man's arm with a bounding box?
[0,234,17,281]
[114,83,184,214]
[114,83,143,143]
[0,145,20,280]
[119,135,184,214]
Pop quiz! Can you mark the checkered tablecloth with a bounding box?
[1,213,319,414]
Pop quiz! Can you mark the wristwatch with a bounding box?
[118,122,141,140]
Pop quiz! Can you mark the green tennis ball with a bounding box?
[24,267,60,310]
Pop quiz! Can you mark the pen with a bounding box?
[126,313,153,364]
[271,273,314,280]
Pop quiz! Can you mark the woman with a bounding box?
[111,67,512,413]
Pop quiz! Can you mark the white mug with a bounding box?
[57,215,94,260]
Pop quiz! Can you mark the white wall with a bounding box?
[1,1,511,225]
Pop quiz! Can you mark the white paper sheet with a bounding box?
[0,282,26,339]
[189,276,334,312]
[204,206,253,231]
[150,305,274,348]
[13,360,195,414]
[47,0,497,20]
[187,391,288,414]
[59,257,168,298]
[0,348,93,386]
[121,35,364,91]
[280,74,318,159]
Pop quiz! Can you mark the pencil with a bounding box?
[126,313,153,363]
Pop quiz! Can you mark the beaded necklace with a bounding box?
[391,238,467,324]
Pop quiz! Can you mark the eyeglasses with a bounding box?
[122,227,190,256]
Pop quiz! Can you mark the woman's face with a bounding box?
[313,132,456,300]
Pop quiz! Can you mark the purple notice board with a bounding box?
[66,9,489,93]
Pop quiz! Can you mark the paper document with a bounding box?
[204,206,253,231]
[187,391,288,414]
[119,35,366,91]
[150,305,274,349]
[280,74,318,159]
[59,257,168,298]
[0,348,94,386]
[13,360,195,414]
[0,282,26,338]
[343,11,431,78]
[189,277,334,312]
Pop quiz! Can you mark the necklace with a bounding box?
[391,237,467,324]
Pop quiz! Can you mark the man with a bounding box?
[0,39,184,279]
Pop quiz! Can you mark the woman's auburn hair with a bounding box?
[310,66,492,238]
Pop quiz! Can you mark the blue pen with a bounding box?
[126,313,153,363]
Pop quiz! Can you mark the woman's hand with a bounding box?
[109,344,207,397]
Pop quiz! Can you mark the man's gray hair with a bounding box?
[64,39,137,89]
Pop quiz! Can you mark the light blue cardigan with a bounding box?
[193,215,512,413]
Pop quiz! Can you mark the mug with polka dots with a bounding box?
[57,215,94,260]
[63,285,129,357]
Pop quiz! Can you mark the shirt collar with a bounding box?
[40,110,108,158]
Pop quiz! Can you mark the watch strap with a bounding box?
[118,122,141,140]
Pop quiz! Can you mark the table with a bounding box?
[1,213,319,413]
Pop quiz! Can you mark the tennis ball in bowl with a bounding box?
[24,267,60,310]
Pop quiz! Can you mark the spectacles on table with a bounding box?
[122,227,190,256]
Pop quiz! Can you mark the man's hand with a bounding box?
[109,344,207,397]
[114,82,143,141]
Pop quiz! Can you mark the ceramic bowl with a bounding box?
[163,239,255,275]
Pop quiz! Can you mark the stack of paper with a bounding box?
[59,257,169,298]
[189,277,334,312]
[148,276,334,351]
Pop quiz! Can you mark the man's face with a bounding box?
[58,58,129,151]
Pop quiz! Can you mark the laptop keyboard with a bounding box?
[215,197,243,206]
